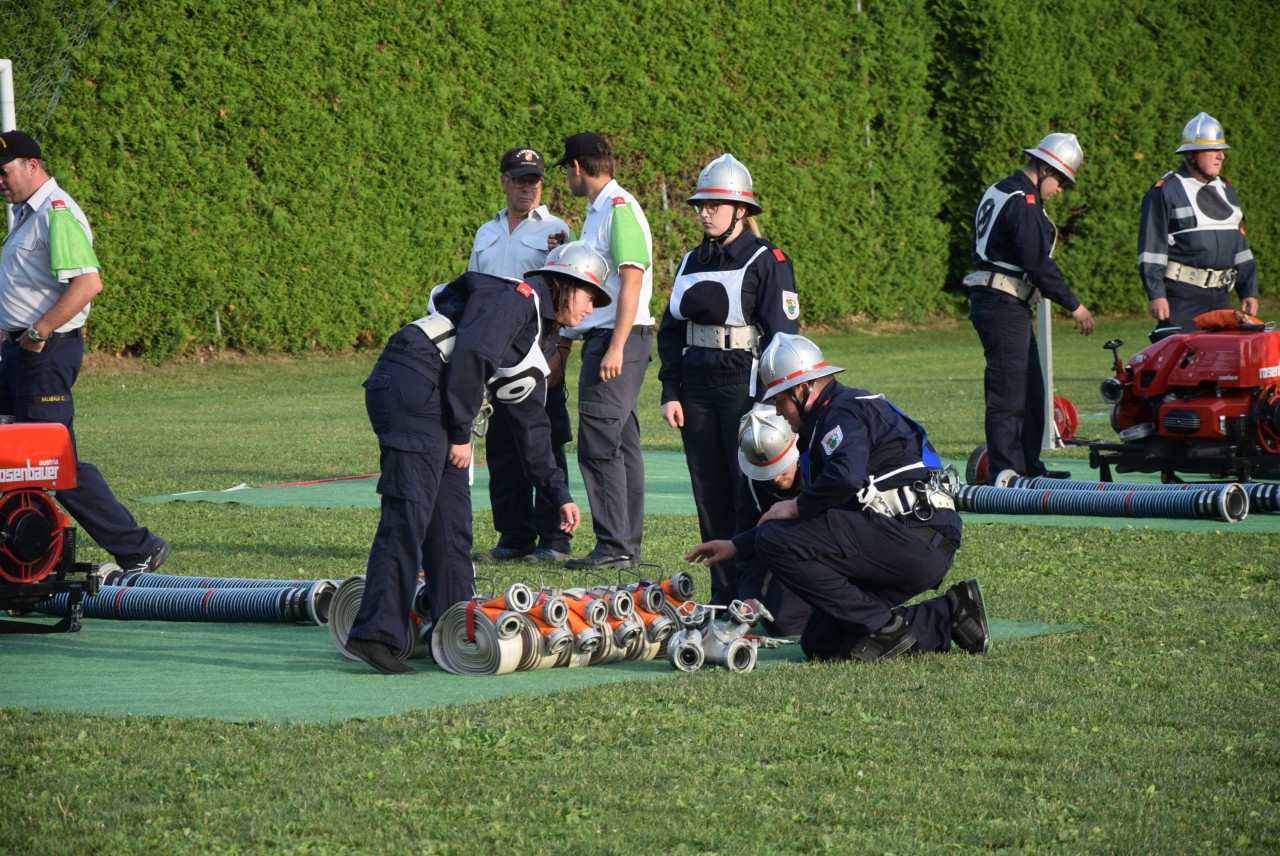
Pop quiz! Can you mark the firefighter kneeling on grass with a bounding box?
[687,334,989,662]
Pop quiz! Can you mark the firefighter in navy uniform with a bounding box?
[1139,112,1259,340]
[687,335,989,662]
[658,154,799,606]
[733,404,812,636]
[965,132,1095,481]
[344,242,610,675]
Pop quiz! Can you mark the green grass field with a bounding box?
[2,316,1277,853]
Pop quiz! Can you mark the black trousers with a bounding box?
[1155,280,1233,338]
[752,509,957,659]
[486,382,572,553]
[677,379,754,605]
[0,331,161,564]
[969,289,1047,479]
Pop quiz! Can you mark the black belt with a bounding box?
[583,324,653,339]
[6,329,80,344]
[912,525,958,558]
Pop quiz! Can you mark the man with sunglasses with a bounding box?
[468,146,578,565]
[963,132,1095,483]
[0,130,170,573]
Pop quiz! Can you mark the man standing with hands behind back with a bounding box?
[469,145,578,564]
[554,132,654,570]
[0,130,169,573]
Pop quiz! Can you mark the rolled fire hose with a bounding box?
[107,571,337,624]
[328,575,430,663]
[953,482,1248,523]
[1001,474,1279,513]
[431,599,524,676]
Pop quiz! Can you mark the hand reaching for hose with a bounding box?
[686,539,737,565]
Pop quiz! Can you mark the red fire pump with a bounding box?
[0,421,101,633]
[1089,313,1280,483]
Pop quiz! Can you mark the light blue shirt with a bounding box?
[468,204,571,280]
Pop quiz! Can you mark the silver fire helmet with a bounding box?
[1024,132,1083,185]
[758,332,844,399]
[687,153,763,216]
[737,404,799,481]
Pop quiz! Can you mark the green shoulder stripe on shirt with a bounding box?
[609,202,650,269]
[48,207,100,274]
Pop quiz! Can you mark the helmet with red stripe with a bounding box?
[526,241,612,308]
[1023,132,1083,185]
[687,153,762,216]
[737,404,799,481]
[758,333,844,399]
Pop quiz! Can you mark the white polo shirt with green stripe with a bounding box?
[0,177,100,332]
[567,178,654,335]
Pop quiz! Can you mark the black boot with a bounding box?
[947,578,990,654]
[846,615,918,663]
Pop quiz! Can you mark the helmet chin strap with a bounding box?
[698,206,744,261]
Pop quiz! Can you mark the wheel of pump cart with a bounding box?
[1053,396,1079,441]
[1252,386,1280,455]
[966,445,991,486]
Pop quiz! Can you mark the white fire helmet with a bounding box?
[1023,132,1083,185]
[758,332,844,399]
[737,404,799,481]
[525,241,612,308]
[1175,112,1230,153]
[687,153,763,216]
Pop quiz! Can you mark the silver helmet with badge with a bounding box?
[1023,132,1083,185]
[737,404,799,481]
[687,153,763,216]
[1175,111,1230,153]
[758,333,844,399]
[526,241,612,308]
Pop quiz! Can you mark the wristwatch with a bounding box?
[27,325,49,342]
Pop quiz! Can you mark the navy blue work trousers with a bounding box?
[349,334,474,651]
[486,382,572,553]
[0,330,160,563]
[752,509,956,659]
[969,289,1048,479]
[1155,281,1233,339]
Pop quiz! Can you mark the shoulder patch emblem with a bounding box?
[821,425,843,456]
[51,199,67,210]
[515,282,533,298]
[1025,194,1037,205]
[782,290,800,320]
[612,196,627,206]
[1155,179,1165,188]
[772,248,787,262]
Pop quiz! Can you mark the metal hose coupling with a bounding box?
[667,627,705,672]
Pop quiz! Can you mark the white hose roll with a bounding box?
[644,613,675,645]
[623,632,662,662]
[431,601,523,676]
[639,584,667,614]
[328,575,367,661]
[612,618,644,648]
[563,589,609,626]
[526,626,573,670]
[606,589,634,619]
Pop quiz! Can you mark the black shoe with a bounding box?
[846,615,918,663]
[471,544,534,562]
[947,578,990,654]
[564,550,637,570]
[346,638,415,675]
[116,539,171,574]
[522,547,571,563]
[1043,470,1071,479]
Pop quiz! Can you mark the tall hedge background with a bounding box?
[8,0,1277,358]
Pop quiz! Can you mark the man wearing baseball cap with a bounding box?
[553,132,655,571]
[0,130,170,573]
[468,146,578,564]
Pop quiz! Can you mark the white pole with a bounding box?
[1,58,14,232]
[1037,299,1058,449]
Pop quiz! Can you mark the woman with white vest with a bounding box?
[657,154,800,606]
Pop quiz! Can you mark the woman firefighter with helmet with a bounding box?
[657,154,800,607]
[343,242,611,675]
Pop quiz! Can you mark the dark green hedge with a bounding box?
[11,0,1278,357]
